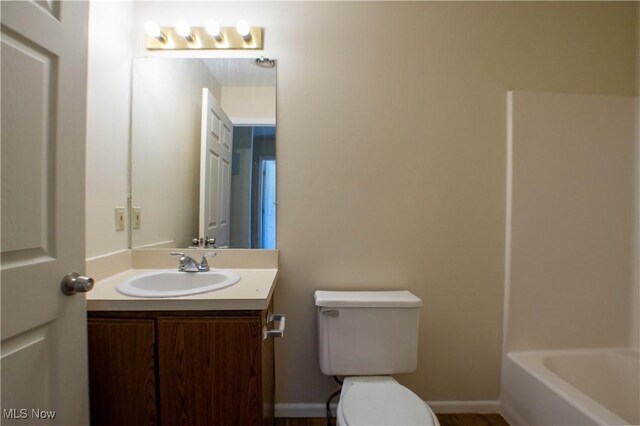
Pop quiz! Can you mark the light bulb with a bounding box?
[235,20,251,40]
[144,21,162,38]
[205,20,223,41]
[175,21,192,39]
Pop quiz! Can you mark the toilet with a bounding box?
[315,290,440,426]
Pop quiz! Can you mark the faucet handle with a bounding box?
[199,252,216,271]
[170,251,185,257]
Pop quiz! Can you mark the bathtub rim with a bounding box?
[503,347,638,426]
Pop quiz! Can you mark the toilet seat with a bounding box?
[338,380,438,426]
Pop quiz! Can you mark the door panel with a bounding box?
[1,32,56,260]
[1,2,90,424]
[1,325,53,418]
[220,122,232,238]
[221,157,230,227]
[207,150,220,229]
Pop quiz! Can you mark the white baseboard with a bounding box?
[427,400,501,414]
[275,403,337,418]
[275,400,501,418]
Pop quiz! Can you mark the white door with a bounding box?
[1,2,91,425]
[199,88,233,247]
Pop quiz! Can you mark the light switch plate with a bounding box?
[133,207,141,229]
[115,207,125,231]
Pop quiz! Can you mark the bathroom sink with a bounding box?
[116,269,241,298]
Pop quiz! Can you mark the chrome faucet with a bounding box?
[170,252,216,272]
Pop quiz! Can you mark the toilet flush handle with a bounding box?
[263,312,286,339]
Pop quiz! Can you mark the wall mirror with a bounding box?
[131,57,276,249]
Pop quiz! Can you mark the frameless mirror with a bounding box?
[130,58,276,249]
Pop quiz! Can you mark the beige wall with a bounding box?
[505,91,637,352]
[631,7,640,349]
[85,1,134,258]
[86,1,638,405]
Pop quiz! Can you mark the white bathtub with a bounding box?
[501,348,639,426]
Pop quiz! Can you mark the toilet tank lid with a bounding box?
[314,291,422,308]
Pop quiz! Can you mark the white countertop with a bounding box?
[87,268,278,311]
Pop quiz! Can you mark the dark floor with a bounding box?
[436,414,510,426]
[275,413,510,426]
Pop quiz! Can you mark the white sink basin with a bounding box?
[116,269,241,298]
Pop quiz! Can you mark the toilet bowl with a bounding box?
[336,377,440,426]
[315,290,439,426]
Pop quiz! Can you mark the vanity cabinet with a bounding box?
[87,310,274,426]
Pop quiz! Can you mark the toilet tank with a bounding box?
[315,290,422,376]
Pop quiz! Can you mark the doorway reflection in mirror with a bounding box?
[230,126,275,249]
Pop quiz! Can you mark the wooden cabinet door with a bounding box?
[87,319,157,426]
[158,317,262,426]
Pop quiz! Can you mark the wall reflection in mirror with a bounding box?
[131,58,276,249]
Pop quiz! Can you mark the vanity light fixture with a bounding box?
[175,21,195,42]
[205,20,223,41]
[235,20,252,41]
[144,21,166,42]
[144,20,263,50]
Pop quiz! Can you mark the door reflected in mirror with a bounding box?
[131,58,276,249]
